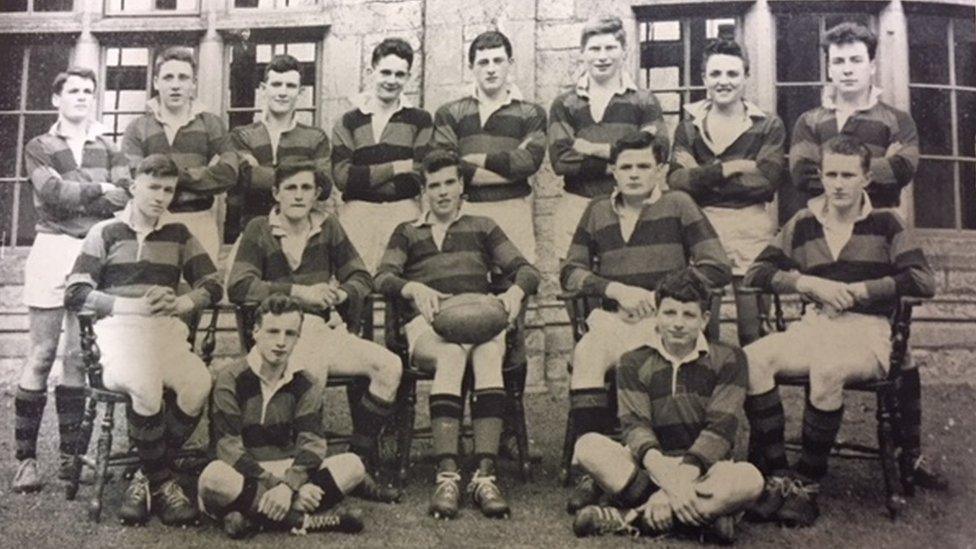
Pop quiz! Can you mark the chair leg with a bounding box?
[66,396,98,501]
[560,408,576,487]
[395,376,417,487]
[877,387,906,520]
[506,383,531,482]
[89,401,115,523]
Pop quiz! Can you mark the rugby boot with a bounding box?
[353,472,403,503]
[12,458,44,494]
[703,514,739,545]
[290,506,365,535]
[117,470,151,525]
[468,471,510,519]
[153,478,199,526]
[572,505,639,538]
[222,511,256,539]
[429,471,462,519]
[566,473,602,515]
[776,478,820,527]
[902,453,948,493]
[744,475,790,522]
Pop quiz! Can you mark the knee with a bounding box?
[372,350,402,385]
[574,432,612,472]
[328,452,366,492]
[181,365,213,415]
[28,339,60,369]
[808,365,846,409]
[198,460,239,500]
[571,336,610,382]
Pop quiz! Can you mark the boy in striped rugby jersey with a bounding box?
[562,131,731,514]
[571,269,762,543]
[742,135,937,527]
[198,294,366,539]
[64,154,223,526]
[548,16,668,258]
[668,39,787,346]
[228,160,403,503]
[333,38,432,272]
[14,67,131,494]
[376,150,540,519]
[121,46,238,261]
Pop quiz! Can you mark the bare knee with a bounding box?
[198,460,241,505]
[571,335,611,388]
[372,349,402,386]
[808,365,846,410]
[177,364,212,415]
[326,452,367,493]
[574,432,612,472]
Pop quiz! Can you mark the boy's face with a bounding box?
[262,69,302,116]
[131,173,177,220]
[611,147,665,199]
[52,75,96,123]
[471,46,512,97]
[821,152,869,210]
[423,165,463,219]
[272,170,317,222]
[253,311,302,368]
[582,33,625,83]
[703,54,746,107]
[656,296,709,350]
[827,41,875,96]
[371,54,410,104]
[154,59,196,111]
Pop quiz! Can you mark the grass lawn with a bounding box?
[0,382,973,548]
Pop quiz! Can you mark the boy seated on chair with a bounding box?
[375,149,540,520]
[741,135,936,527]
[63,154,222,527]
[561,131,732,514]
[571,268,763,544]
[198,294,367,539]
[227,159,402,503]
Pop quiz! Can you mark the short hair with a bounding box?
[274,159,329,190]
[254,293,304,329]
[655,268,711,312]
[372,38,414,69]
[52,67,97,96]
[421,149,460,177]
[823,22,878,60]
[821,135,871,174]
[135,154,179,178]
[154,46,196,75]
[702,39,750,76]
[263,54,302,81]
[581,16,626,49]
[609,131,669,165]
[468,31,513,65]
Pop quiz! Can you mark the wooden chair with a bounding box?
[67,307,222,522]
[741,287,921,519]
[384,292,533,486]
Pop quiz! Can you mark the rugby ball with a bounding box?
[431,293,509,344]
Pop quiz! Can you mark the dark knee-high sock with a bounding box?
[14,387,47,461]
[127,407,171,489]
[898,368,922,457]
[350,391,395,464]
[471,388,506,474]
[162,389,202,456]
[430,393,463,472]
[609,467,656,509]
[55,385,86,456]
[744,388,789,474]
[796,400,844,482]
[310,467,347,511]
[569,388,613,437]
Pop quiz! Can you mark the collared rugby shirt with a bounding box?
[24,122,131,238]
[433,87,547,202]
[63,204,222,315]
[790,86,919,208]
[668,99,787,209]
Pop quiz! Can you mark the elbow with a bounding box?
[63,285,88,312]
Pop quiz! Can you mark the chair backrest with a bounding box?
[77,313,105,389]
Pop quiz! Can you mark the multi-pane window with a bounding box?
[907,12,976,230]
[232,0,317,8]
[0,41,73,247]
[104,0,199,15]
[638,17,739,139]
[0,0,73,12]
[226,40,318,130]
[773,12,876,221]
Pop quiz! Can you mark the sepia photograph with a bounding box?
[0,0,973,546]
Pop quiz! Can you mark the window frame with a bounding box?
[227,0,320,11]
[0,0,75,13]
[102,0,201,17]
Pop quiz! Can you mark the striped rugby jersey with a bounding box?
[230,117,332,226]
[618,333,748,470]
[227,208,372,309]
[668,99,787,209]
[331,96,432,203]
[375,212,540,321]
[24,121,131,238]
[63,203,223,315]
[790,86,919,208]
[743,195,936,316]
[433,87,547,202]
[548,73,668,199]
[121,98,238,213]
[561,190,732,296]
[212,352,327,490]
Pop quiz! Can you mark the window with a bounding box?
[638,17,739,138]
[231,0,317,8]
[104,0,199,15]
[0,0,73,12]
[225,40,318,130]
[908,12,976,230]
[773,12,876,222]
[0,41,73,247]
